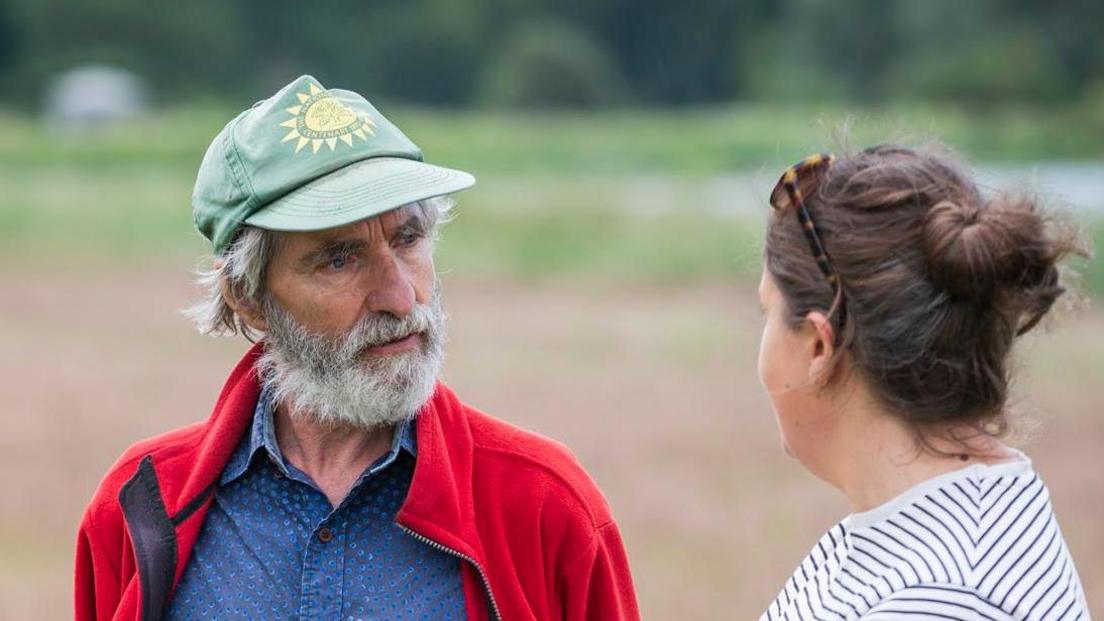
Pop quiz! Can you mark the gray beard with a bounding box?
[256,286,446,430]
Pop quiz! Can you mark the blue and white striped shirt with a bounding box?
[762,457,1090,620]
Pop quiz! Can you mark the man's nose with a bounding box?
[361,248,416,317]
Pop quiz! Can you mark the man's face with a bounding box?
[264,204,436,340]
[254,204,445,428]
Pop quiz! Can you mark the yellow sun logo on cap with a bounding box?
[278,82,376,154]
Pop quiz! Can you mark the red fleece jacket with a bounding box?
[75,343,640,621]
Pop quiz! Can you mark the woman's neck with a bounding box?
[819,388,1015,513]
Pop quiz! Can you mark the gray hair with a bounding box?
[184,196,453,339]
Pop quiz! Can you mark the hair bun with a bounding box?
[923,196,1044,299]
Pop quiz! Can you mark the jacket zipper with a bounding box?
[397,524,503,621]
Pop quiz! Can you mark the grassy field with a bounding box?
[0,106,1101,618]
[0,104,1101,288]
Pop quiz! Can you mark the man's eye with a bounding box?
[398,231,420,247]
[327,254,350,270]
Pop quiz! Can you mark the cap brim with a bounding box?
[244,156,475,232]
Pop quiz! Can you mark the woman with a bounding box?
[757,145,1091,619]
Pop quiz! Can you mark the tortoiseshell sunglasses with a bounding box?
[769,153,848,331]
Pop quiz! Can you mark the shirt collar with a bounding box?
[221,383,418,485]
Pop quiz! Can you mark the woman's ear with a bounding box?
[219,275,269,332]
[804,311,836,387]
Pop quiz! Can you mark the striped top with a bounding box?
[762,457,1091,620]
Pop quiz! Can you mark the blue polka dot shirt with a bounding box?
[166,386,467,620]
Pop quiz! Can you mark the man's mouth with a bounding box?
[361,331,423,356]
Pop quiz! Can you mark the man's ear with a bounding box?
[804,311,836,387]
[219,275,269,332]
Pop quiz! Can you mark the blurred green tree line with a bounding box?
[0,0,1101,109]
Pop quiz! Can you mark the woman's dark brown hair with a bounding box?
[764,143,1090,445]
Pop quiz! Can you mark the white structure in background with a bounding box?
[43,65,148,127]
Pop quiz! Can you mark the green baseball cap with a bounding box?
[193,74,475,253]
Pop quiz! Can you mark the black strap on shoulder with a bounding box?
[118,456,177,621]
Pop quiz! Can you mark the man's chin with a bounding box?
[355,352,426,382]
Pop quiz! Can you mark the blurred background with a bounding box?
[0,0,1101,618]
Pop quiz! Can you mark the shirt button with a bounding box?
[317,527,334,543]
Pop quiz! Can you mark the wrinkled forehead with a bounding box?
[265,202,432,267]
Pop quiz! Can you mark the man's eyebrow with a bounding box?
[396,211,428,236]
[298,238,365,268]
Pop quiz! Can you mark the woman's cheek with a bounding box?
[760,317,808,452]
[757,323,771,390]
[758,316,790,394]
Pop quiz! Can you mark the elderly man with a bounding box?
[75,75,639,621]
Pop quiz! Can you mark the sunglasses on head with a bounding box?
[769,153,848,335]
